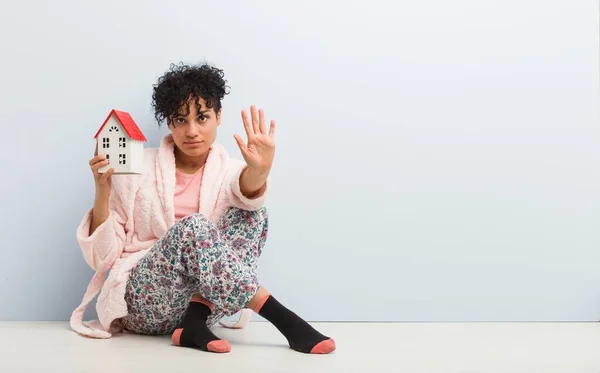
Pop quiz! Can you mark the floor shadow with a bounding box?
[231,342,289,349]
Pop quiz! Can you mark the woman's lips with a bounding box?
[184,141,203,148]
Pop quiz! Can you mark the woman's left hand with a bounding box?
[234,105,276,173]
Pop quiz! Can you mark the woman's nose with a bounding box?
[186,124,200,137]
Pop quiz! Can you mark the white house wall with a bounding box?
[97,115,133,174]
[127,140,144,174]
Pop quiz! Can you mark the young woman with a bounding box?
[70,63,335,354]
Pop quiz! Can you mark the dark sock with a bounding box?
[171,300,231,353]
[254,295,336,354]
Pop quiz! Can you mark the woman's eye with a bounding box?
[175,118,186,124]
[199,116,208,122]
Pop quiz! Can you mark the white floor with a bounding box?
[1,322,599,372]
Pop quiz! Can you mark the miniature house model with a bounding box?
[94,109,146,174]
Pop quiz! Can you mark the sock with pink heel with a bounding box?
[171,296,231,353]
[253,294,336,354]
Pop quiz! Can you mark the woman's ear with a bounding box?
[217,109,222,126]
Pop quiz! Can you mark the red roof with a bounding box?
[94,109,147,142]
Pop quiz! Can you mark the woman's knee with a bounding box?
[178,213,214,230]
[176,213,219,242]
[222,207,269,228]
[178,213,210,225]
[254,207,268,225]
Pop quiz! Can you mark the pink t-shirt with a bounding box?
[174,166,204,221]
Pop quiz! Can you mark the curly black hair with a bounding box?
[151,62,230,125]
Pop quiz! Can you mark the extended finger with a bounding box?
[251,105,260,134]
[241,109,254,138]
[268,120,276,138]
[234,134,248,154]
[259,108,267,134]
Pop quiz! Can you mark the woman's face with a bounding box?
[168,97,221,158]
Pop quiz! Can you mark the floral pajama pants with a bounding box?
[120,207,268,335]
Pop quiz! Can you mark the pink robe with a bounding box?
[70,135,268,338]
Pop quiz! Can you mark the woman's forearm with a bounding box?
[239,166,269,199]
[89,196,110,235]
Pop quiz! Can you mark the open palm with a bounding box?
[234,105,276,172]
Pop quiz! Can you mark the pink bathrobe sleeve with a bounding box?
[75,185,127,272]
[71,178,130,338]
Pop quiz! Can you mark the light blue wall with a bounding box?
[1,0,599,322]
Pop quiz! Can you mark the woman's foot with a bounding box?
[253,294,336,354]
[171,296,231,353]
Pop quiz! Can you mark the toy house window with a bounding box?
[119,154,126,165]
[102,138,109,148]
[106,154,110,162]
[119,137,126,148]
[109,126,119,132]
